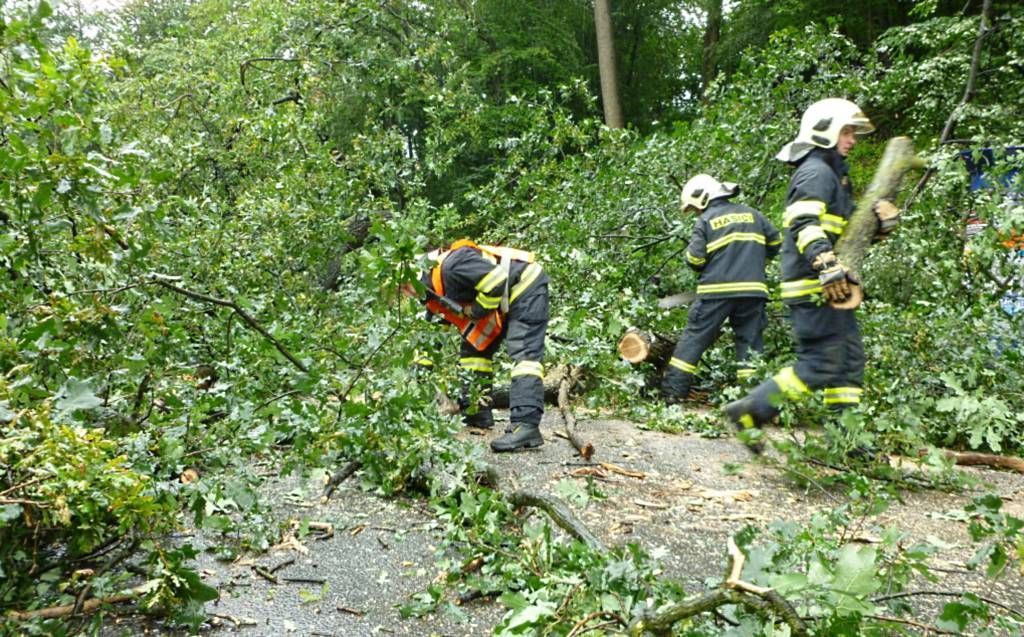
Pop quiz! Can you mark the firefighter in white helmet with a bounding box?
[661,173,781,404]
[724,98,901,453]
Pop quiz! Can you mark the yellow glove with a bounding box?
[873,199,900,235]
[812,251,851,303]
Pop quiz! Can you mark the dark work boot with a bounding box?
[462,407,494,429]
[660,378,691,406]
[723,399,764,455]
[490,423,544,452]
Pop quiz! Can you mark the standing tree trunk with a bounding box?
[593,0,624,129]
[701,0,723,97]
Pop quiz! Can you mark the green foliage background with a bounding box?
[1,0,1022,633]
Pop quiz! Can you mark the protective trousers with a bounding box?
[733,303,864,426]
[458,276,549,426]
[662,297,767,400]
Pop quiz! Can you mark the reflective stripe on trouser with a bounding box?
[662,297,767,398]
[459,343,500,413]
[733,302,864,426]
[505,277,549,426]
[824,386,863,408]
[459,357,494,374]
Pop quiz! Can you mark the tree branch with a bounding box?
[873,590,1024,619]
[239,57,299,89]
[628,538,808,636]
[145,274,309,373]
[907,0,994,204]
[6,583,152,621]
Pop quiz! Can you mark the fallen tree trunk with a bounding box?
[832,136,926,307]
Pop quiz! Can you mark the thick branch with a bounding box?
[507,490,605,552]
[944,450,1024,474]
[833,137,926,281]
[491,364,580,409]
[6,583,152,621]
[557,366,594,461]
[146,274,309,373]
[618,328,676,366]
[908,0,993,203]
[628,538,807,637]
[321,460,362,502]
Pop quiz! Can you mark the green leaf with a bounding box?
[0,504,23,523]
[497,591,528,610]
[500,600,556,633]
[55,378,103,413]
[769,572,808,595]
[180,568,220,602]
[828,544,879,616]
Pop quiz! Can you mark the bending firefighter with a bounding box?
[661,174,781,403]
[724,98,900,451]
[403,239,550,452]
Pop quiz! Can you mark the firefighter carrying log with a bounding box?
[661,174,781,404]
[724,98,901,452]
[401,239,549,452]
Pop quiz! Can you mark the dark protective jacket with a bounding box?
[425,243,543,320]
[685,199,781,299]
[779,148,855,304]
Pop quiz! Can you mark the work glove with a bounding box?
[873,199,900,236]
[812,251,851,303]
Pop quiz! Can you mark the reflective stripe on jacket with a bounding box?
[685,199,780,299]
[425,239,543,350]
[779,148,854,303]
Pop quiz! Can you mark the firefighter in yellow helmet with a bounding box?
[724,98,900,453]
[661,174,781,403]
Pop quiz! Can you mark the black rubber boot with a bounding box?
[490,423,543,452]
[723,399,764,455]
[462,407,494,429]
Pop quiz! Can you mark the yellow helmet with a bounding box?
[776,98,875,162]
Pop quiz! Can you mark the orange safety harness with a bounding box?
[425,239,534,351]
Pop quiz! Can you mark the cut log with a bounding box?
[832,136,926,308]
[618,328,675,366]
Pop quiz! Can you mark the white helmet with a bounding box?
[776,98,875,163]
[680,174,739,211]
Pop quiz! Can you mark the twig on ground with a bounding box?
[252,565,278,584]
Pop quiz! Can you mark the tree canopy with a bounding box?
[2,0,1023,633]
